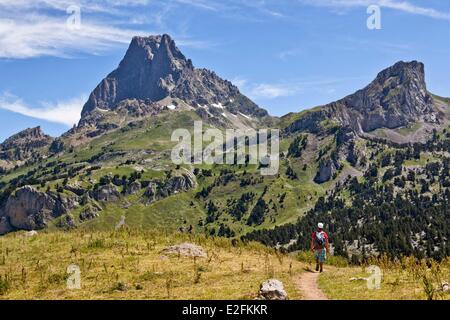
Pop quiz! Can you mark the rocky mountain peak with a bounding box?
[124,34,192,71]
[374,60,425,87]
[1,127,51,150]
[0,127,54,164]
[286,61,440,138]
[80,34,268,123]
[342,60,435,131]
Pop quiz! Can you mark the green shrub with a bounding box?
[0,274,11,295]
[296,251,349,268]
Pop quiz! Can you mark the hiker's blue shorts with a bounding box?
[315,249,327,263]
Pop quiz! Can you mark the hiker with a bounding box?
[311,222,329,273]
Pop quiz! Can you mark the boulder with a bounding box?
[24,230,38,237]
[161,243,207,258]
[258,279,288,300]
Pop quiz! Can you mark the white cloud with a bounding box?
[0,16,151,59]
[0,0,212,59]
[249,84,296,99]
[0,93,85,126]
[300,0,450,20]
[240,77,365,100]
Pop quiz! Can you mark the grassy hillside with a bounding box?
[1,229,449,300]
[0,229,304,299]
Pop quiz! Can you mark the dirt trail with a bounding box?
[294,271,328,300]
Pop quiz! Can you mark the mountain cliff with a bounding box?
[285,61,446,142]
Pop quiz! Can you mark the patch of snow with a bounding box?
[96,107,109,112]
[239,112,251,120]
[221,112,228,118]
[212,103,224,109]
[167,104,177,110]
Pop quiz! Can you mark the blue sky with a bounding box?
[1,0,450,142]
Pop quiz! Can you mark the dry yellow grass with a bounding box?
[0,229,304,300]
[318,259,450,300]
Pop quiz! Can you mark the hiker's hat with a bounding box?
[317,222,324,229]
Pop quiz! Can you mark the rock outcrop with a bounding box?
[0,186,76,234]
[143,182,158,203]
[79,205,100,221]
[165,173,196,193]
[125,181,141,195]
[92,184,121,202]
[314,157,342,183]
[161,243,207,258]
[143,173,196,204]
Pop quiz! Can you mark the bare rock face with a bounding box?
[79,34,267,125]
[92,184,120,202]
[144,172,196,204]
[345,61,436,131]
[286,61,440,136]
[161,243,207,258]
[143,182,158,204]
[125,181,141,195]
[165,173,196,193]
[79,204,100,221]
[314,157,341,183]
[258,279,288,300]
[0,127,53,162]
[0,186,70,233]
[0,216,13,234]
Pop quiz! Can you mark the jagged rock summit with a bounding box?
[80,34,268,126]
[286,61,443,139]
[342,60,436,131]
[0,127,53,165]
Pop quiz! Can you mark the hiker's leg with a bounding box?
[319,262,323,272]
[315,253,320,271]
